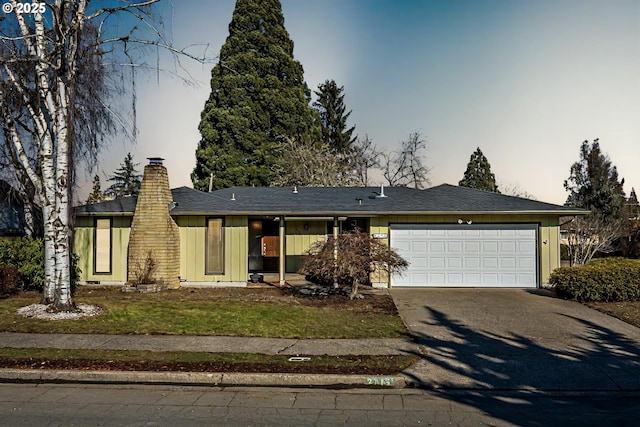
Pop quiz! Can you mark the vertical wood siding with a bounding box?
[74,216,131,282]
[175,216,248,282]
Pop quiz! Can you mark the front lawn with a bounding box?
[0,287,408,339]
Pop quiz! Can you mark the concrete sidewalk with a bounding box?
[0,332,419,356]
[0,332,421,388]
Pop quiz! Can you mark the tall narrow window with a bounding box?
[206,218,224,274]
[94,218,111,274]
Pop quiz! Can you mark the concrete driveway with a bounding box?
[390,288,640,391]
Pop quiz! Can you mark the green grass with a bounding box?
[0,289,408,339]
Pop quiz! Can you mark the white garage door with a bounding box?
[390,224,538,288]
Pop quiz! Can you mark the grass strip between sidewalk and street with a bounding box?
[0,348,418,375]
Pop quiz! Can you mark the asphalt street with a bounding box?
[1,383,639,426]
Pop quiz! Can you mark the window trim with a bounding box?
[93,217,112,275]
[205,217,225,275]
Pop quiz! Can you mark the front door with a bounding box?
[248,219,280,273]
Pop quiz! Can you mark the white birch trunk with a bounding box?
[52,77,73,310]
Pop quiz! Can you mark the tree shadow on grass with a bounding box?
[402,304,640,426]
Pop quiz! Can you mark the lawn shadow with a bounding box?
[401,303,640,426]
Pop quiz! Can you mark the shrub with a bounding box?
[300,230,408,299]
[0,237,44,291]
[0,265,20,296]
[549,258,640,302]
[0,238,81,293]
[130,250,157,285]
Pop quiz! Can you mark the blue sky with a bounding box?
[90,0,640,205]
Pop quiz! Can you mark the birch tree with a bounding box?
[0,0,204,311]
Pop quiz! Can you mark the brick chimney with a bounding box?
[127,158,180,289]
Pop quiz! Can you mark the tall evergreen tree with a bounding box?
[313,79,356,153]
[458,147,499,192]
[106,153,141,198]
[564,139,625,220]
[85,175,105,204]
[192,0,318,190]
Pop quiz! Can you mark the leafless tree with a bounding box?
[565,215,625,266]
[272,137,358,187]
[351,134,381,187]
[500,182,537,200]
[0,0,207,310]
[381,132,430,189]
[300,230,408,299]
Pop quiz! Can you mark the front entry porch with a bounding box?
[248,216,357,286]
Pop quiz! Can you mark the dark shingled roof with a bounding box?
[75,184,588,216]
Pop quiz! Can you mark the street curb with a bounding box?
[0,368,407,389]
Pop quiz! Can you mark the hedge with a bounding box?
[0,265,20,296]
[0,237,45,291]
[549,258,640,302]
[0,238,82,294]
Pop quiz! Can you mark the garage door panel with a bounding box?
[500,257,516,268]
[465,257,481,268]
[448,273,463,284]
[465,241,481,253]
[483,241,499,253]
[430,241,445,253]
[391,224,537,288]
[411,257,428,268]
[447,257,463,268]
[430,257,445,268]
[412,241,427,253]
[447,241,463,252]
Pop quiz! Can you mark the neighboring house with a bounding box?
[0,180,25,237]
[74,159,588,289]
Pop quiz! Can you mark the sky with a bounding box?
[87,0,640,205]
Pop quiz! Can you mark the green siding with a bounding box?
[74,213,562,287]
[175,216,248,283]
[74,216,131,282]
[285,221,326,272]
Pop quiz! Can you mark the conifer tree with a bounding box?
[459,147,499,193]
[564,139,625,219]
[85,175,105,204]
[313,79,356,153]
[106,153,141,198]
[192,0,317,190]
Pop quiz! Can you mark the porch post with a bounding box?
[279,217,286,286]
[333,217,339,288]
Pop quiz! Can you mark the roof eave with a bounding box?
[74,212,134,217]
[169,209,591,216]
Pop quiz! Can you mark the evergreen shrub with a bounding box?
[0,265,20,295]
[0,237,44,291]
[549,258,640,302]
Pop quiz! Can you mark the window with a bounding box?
[94,218,111,274]
[206,218,224,274]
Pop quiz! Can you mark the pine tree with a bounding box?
[313,79,356,153]
[458,147,499,192]
[625,188,640,221]
[564,139,625,219]
[192,0,318,191]
[85,175,105,204]
[106,153,141,198]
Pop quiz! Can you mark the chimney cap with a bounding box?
[148,157,164,166]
